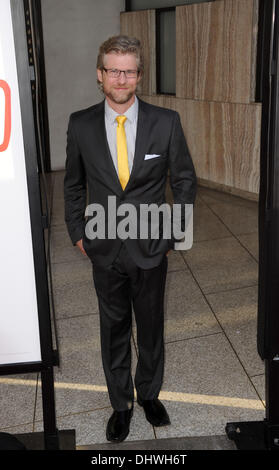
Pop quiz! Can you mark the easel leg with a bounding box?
[41,367,59,450]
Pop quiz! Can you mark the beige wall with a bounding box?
[42,0,125,170]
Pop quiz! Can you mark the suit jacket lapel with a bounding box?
[123,97,148,192]
[93,100,123,196]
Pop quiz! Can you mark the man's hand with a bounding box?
[166,250,171,256]
[76,238,87,256]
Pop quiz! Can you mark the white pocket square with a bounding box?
[144,154,161,160]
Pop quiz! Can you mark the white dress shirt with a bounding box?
[104,96,138,175]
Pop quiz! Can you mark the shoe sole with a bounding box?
[106,428,130,443]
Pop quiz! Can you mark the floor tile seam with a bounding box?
[194,232,258,245]
[249,373,264,379]
[193,235,233,244]
[164,331,223,346]
[204,283,258,297]
[56,312,99,322]
[180,245,258,298]
[197,193,255,229]
[0,421,34,431]
[207,201,258,214]
[231,234,259,264]
[188,235,252,248]
[196,196,259,263]
[34,406,112,422]
[235,230,259,236]
[205,287,261,344]
[165,268,189,274]
[132,325,220,352]
[178,255,265,407]
[34,397,173,420]
[197,192,258,210]
[191,232,258,253]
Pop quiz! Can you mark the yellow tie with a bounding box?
[116,115,129,190]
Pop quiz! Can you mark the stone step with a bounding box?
[77,434,236,451]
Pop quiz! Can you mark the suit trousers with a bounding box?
[92,242,168,411]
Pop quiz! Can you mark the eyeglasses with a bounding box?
[102,67,139,79]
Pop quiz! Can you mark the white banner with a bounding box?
[0,0,42,364]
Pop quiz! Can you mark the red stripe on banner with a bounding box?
[0,79,11,152]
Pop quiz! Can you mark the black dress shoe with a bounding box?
[137,398,170,427]
[106,408,133,442]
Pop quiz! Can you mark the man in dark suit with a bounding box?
[64,35,197,442]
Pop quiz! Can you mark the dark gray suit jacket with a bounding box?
[64,97,197,268]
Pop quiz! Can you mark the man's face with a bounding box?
[97,52,141,105]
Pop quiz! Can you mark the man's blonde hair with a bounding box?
[96,35,143,89]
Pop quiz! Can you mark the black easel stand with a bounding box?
[226,359,279,450]
[226,0,279,451]
[41,367,59,450]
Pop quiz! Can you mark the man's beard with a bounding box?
[104,86,135,104]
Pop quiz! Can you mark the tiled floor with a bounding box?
[0,170,265,449]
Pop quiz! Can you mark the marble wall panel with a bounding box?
[176,0,258,103]
[120,10,156,95]
[140,95,261,195]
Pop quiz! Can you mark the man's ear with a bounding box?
[97,68,103,83]
[137,71,143,84]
